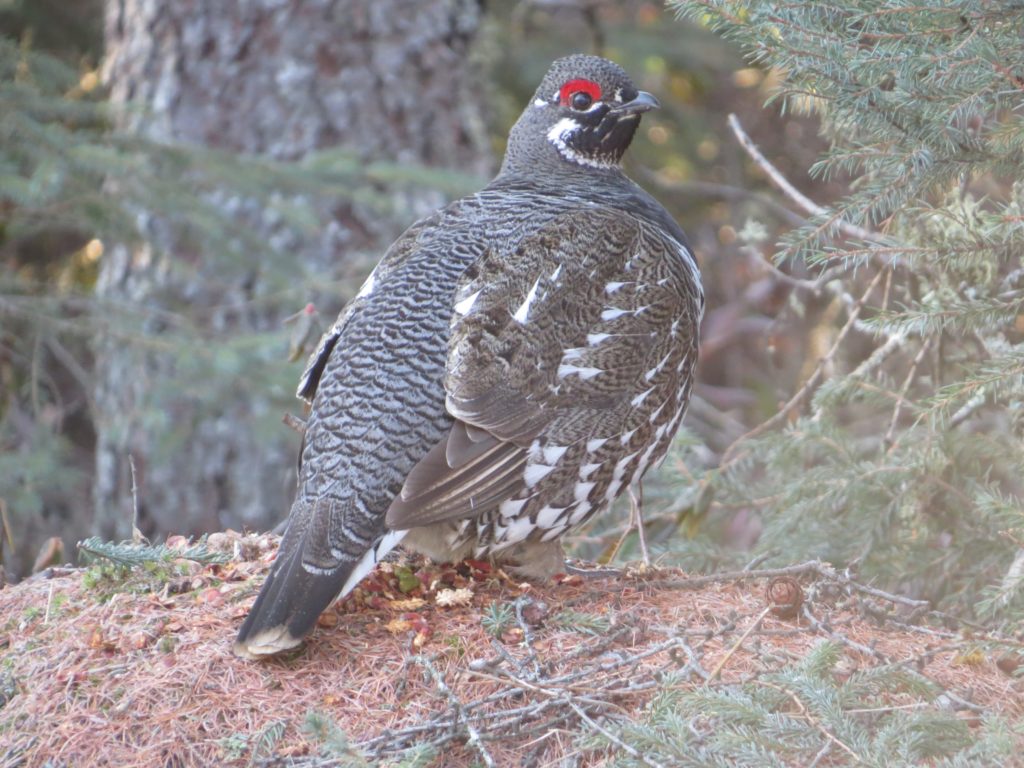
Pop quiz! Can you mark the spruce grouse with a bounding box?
[235,55,704,658]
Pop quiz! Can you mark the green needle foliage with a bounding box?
[77,535,229,568]
[481,600,515,638]
[667,1,1024,622]
[592,641,1020,767]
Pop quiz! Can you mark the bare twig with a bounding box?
[646,559,930,613]
[720,268,888,467]
[884,334,933,449]
[757,680,864,763]
[744,245,846,294]
[727,113,883,244]
[412,654,496,768]
[566,699,667,768]
[628,482,651,568]
[282,412,307,435]
[706,606,772,683]
[639,169,806,227]
[44,582,55,625]
[128,455,145,545]
[514,597,542,680]
[801,603,888,662]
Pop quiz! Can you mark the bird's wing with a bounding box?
[386,206,699,528]
[296,210,447,404]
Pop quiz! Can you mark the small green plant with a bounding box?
[302,710,369,766]
[552,609,611,635]
[481,601,514,638]
[215,733,249,762]
[443,634,468,656]
[392,743,439,768]
[250,720,286,765]
[20,606,42,623]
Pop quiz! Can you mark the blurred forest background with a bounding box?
[2,0,1022,630]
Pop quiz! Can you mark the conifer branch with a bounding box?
[727,113,884,245]
[755,680,864,763]
[566,699,667,768]
[884,334,933,450]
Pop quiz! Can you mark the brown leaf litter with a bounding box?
[1,531,1022,767]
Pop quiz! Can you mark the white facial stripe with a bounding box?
[546,117,617,170]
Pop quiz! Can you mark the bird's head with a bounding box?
[502,54,659,176]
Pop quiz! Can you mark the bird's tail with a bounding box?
[234,500,406,659]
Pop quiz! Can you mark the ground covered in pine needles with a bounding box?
[2,532,1023,767]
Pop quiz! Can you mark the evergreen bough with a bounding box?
[668,0,1024,622]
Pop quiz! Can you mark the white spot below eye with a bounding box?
[454,289,481,315]
[547,117,580,143]
[533,98,547,108]
[546,117,617,170]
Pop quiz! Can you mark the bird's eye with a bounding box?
[571,91,593,111]
[559,79,602,109]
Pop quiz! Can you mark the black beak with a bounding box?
[612,91,660,115]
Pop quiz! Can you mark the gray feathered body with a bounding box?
[236,55,703,657]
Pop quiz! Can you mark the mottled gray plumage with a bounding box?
[235,55,704,658]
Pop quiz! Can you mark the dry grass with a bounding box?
[1,532,1022,767]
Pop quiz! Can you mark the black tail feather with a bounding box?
[234,529,351,658]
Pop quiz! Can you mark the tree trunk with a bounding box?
[94,0,489,539]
